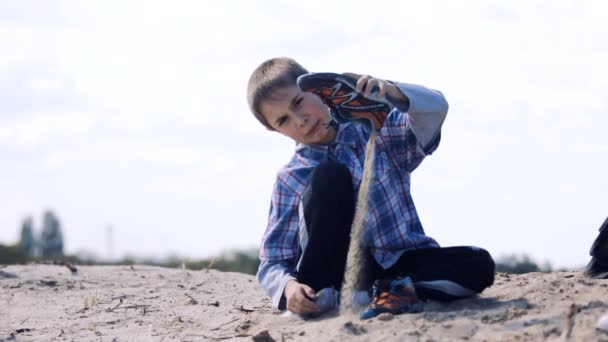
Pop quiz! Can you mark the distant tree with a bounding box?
[158,248,261,275]
[226,249,260,275]
[193,248,260,275]
[495,254,553,274]
[0,244,28,264]
[39,210,64,258]
[19,216,37,257]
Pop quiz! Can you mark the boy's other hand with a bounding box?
[284,280,320,314]
[343,73,408,105]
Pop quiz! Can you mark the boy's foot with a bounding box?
[297,72,402,130]
[586,216,608,278]
[303,287,340,319]
[359,276,424,320]
[282,287,339,320]
[351,290,372,310]
[315,287,340,313]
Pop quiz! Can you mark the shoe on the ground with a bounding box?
[297,72,405,131]
[282,287,339,320]
[303,287,339,319]
[315,287,340,313]
[359,276,424,320]
[351,289,372,310]
[586,216,608,278]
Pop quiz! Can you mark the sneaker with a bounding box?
[282,287,339,320]
[359,276,424,320]
[351,290,372,310]
[303,287,339,319]
[297,72,405,131]
[315,287,340,313]
[586,216,608,278]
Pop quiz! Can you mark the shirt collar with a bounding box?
[333,122,358,147]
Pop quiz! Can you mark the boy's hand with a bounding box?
[343,73,409,106]
[284,280,319,314]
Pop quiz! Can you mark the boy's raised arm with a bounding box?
[392,82,449,151]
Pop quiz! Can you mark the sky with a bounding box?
[0,0,606,268]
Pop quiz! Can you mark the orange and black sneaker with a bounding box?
[297,72,405,131]
[359,276,424,320]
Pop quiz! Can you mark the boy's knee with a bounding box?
[308,162,352,196]
[473,247,495,287]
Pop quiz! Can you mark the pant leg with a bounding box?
[294,162,356,292]
[383,246,495,301]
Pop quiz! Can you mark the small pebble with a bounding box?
[252,330,275,342]
[377,313,394,321]
[597,314,608,332]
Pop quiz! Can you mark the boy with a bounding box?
[247,57,495,319]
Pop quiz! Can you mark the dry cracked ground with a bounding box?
[2,265,608,341]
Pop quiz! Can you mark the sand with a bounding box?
[2,264,608,341]
[342,130,377,311]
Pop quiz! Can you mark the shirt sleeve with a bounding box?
[398,82,449,150]
[257,174,301,309]
[256,259,296,310]
[259,177,301,261]
[380,83,449,172]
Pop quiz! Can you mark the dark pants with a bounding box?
[295,162,495,301]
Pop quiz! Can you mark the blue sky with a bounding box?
[0,0,606,268]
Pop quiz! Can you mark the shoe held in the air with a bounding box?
[297,72,407,131]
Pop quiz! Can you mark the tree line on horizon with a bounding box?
[0,210,262,274]
[1,211,554,275]
[1,210,65,264]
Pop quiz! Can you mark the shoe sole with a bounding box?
[360,302,424,320]
[297,72,394,130]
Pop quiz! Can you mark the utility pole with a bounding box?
[106,225,114,262]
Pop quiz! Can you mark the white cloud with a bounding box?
[0,112,96,149]
[42,140,203,168]
[25,77,66,95]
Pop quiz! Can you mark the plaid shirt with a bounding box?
[260,83,445,269]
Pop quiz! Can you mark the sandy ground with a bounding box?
[2,265,608,341]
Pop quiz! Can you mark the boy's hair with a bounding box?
[247,57,309,129]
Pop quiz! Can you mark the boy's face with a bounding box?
[261,85,337,145]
